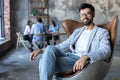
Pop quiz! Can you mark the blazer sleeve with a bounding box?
[55,28,79,52]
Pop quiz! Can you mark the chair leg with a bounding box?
[21,41,29,51]
[33,42,39,50]
[16,38,19,49]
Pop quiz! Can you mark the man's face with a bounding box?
[80,8,94,26]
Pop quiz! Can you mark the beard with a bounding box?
[82,18,92,26]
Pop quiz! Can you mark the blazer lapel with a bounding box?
[86,26,98,52]
[71,27,85,49]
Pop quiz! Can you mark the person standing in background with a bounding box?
[23,20,33,51]
[31,18,46,49]
[46,20,59,45]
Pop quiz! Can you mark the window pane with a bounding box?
[0,0,2,37]
[0,0,4,38]
[0,17,1,37]
[0,0,1,15]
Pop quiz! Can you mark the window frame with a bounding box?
[0,0,4,38]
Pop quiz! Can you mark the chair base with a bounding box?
[53,60,111,80]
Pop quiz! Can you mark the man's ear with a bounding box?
[93,12,95,17]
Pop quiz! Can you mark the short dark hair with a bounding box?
[37,18,43,23]
[27,20,32,25]
[79,3,95,12]
[51,20,56,27]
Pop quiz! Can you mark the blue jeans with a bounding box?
[39,45,80,80]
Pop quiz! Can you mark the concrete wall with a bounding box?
[10,0,120,54]
[10,0,29,42]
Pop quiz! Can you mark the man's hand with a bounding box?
[73,55,89,72]
[30,49,43,62]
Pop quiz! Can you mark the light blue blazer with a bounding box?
[55,25,111,63]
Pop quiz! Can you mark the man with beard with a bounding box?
[30,3,111,80]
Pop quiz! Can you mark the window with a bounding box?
[0,0,4,41]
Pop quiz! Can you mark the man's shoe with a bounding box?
[30,48,33,52]
[28,47,33,52]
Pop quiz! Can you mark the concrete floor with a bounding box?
[0,47,120,80]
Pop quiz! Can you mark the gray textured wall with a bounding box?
[11,0,120,54]
[49,0,120,55]
[10,0,29,39]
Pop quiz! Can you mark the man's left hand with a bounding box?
[73,55,89,72]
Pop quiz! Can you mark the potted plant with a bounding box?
[31,9,39,16]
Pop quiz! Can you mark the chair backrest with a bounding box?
[16,32,25,41]
[62,16,118,63]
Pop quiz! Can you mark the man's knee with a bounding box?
[44,45,56,54]
[46,45,55,50]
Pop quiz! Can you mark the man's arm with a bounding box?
[55,28,81,52]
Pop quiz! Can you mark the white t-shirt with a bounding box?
[24,25,31,35]
[75,29,92,57]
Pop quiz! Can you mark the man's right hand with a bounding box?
[30,49,43,62]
